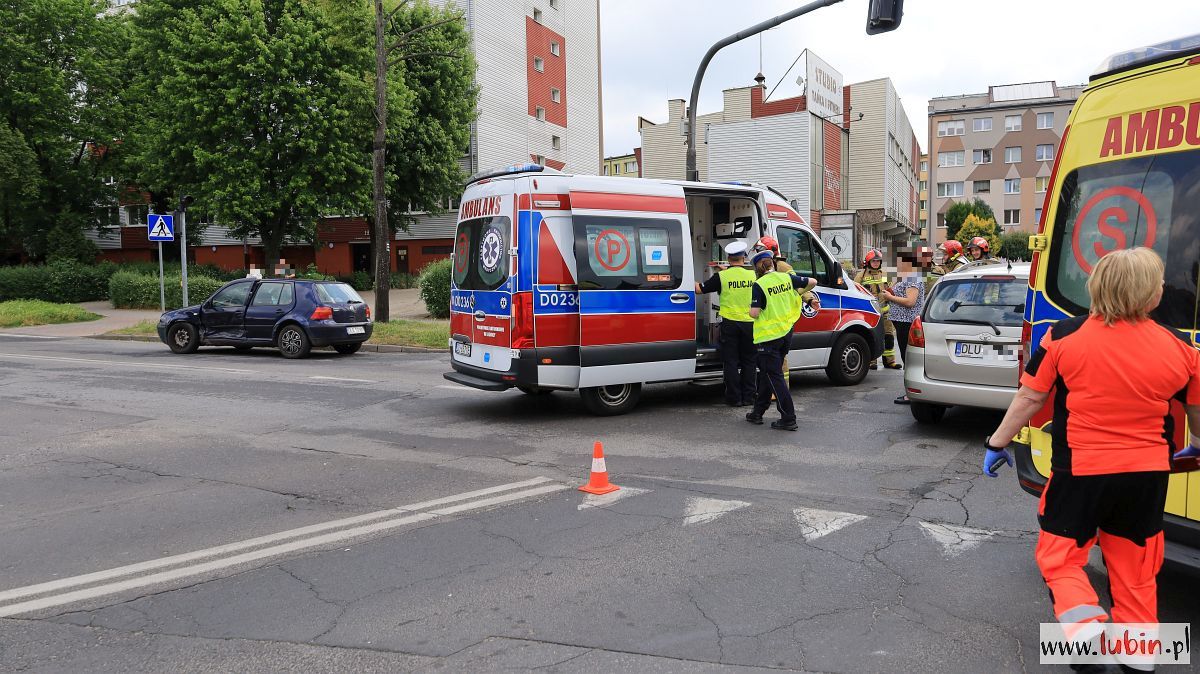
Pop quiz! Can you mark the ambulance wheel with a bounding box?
[580,383,641,416]
[910,401,947,425]
[825,333,869,385]
[517,385,552,395]
[167,322,200,354]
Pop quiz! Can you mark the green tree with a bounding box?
[123,0,374,273]
[957,214,1001,255]
[0,0,128,260]
[945,197,996,242]
[998,231,1030,261]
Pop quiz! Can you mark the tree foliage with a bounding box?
[998,232,1030,261]
[956,214,1001,255]
[945,198,996,242]
[0,0,128,261]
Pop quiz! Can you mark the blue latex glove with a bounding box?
[1173,444,1200,462]
[983,439,1013,478]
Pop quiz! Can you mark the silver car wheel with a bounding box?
[280,329,302,355]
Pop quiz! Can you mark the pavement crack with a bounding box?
[686,587,726,663]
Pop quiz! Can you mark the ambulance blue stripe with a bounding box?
[578,290,695,314]
[839,295,878,314]
[814,290,840,309]
[450,289,511,316]
[533,286,579,314]
[518,209,536,292]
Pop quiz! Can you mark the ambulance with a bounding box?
[1015,34,1200,569]
[443,165,884,415]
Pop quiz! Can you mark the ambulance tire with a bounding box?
[580,383,641,416]
[517,385,552,395]
[910,401,947,425]
[825,333,870,386]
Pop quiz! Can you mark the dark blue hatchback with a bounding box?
[157,279,372,358]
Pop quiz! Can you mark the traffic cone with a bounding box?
[579,441,620,495]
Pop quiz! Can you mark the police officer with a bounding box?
[966,236,996,262]
[746,250,816,431]
[854,249,901,370]
[696,241,757,406]
[752,236,820,393]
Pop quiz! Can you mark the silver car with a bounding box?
[903,261,1030,424]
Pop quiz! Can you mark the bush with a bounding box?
[418,258,452,318]
[109,271,226,309]
[350,270,373,291]
[191,263,247,282]
[298,263,334,281]
[45,225,100,265]
[998,232,1031,261]
[0,262,117,303]
[0,266,44,302]
[390,272,417,289]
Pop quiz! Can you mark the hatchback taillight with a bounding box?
[909,316,926,348]
[365,305,371,320]
[311,306,333,321]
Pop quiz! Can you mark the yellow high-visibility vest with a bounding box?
[753,271,802,344]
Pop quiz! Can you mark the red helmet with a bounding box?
[755,236,780,255]
[863,248,883,266]
[940,240,964,257]
[968,236,991,253]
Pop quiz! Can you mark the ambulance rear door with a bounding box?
[568,178,696,387]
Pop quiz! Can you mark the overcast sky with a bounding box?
[599,0,1200,157]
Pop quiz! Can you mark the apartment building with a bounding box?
[602,152,641,177]
[919,154,928,239]
[927,81,1084,245]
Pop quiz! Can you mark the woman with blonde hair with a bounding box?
[985,247,1200,649]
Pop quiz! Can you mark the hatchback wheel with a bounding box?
[911,401,947,425]
[166,323,199,354]
[825,333,869,385]
[277,325,311,359]
[580,383,641,416]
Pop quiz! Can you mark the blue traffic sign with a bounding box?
[148,214,174,242]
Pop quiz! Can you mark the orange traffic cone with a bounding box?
[578,441,620,495]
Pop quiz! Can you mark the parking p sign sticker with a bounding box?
[148,214,174,242]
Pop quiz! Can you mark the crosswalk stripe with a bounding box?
[918,521,996,557]
[793,507,869,541]
[577,487,650,510]
[682,497,751,526]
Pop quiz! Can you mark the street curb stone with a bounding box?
[89,334,448,354]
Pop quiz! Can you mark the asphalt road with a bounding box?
[0,335,1195,673]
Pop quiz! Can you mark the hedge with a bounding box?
[418,258,452,318]
[109,271,226,309]
[0,262,120,303]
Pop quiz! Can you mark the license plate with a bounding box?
[346,326,365,335]
[955,342,984,358]
[454,341,472,357]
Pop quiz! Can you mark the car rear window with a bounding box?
[315,283,363,304]
[924,278,1026,328]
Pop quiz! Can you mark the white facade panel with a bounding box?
[707,113,811,212]
[563,0,601,174]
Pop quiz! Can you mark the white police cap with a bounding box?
[725,241,748,257]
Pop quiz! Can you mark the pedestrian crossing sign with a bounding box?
[147,214,174,242]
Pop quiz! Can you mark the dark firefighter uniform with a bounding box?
[697,242,757,406]
[854,251,900,370]
[746,254,812,431]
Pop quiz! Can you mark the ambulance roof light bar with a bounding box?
[1091,33,1200,81]
[466,163,562,186]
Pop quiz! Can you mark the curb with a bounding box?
[89,334,449,354]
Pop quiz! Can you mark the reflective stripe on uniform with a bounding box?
[718,266,756,323]
[1057,604,1108,624]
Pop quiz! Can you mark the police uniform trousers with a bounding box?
[752,335,794,423]
[719,319,757,404]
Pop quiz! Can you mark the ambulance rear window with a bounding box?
[1046,148,1200,330]
[453,216,510,291]
[573,215,683,290]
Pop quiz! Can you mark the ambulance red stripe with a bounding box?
[581,313,694,346]
[518,194,572,210]
[534,314,580,346]
[570,192,688,214]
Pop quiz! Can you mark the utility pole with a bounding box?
[373,0,392,322]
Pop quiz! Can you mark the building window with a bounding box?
[533,8,542,22]
[920,160,928,172]
[937,213,947,228]
[422,245,453,255]
[625,160,638,173]
[1004,146,1022,163]
[1004,209,1021,225]
[1004,178,1021,194]
[937,151,964,167]
[551,135,561,150]
[549,0,558,7]
[533,57,544,72]
[1035,176,1050,193]
[126,204,148,226]
[602,165,609,175]
[972,148,992,164]
[1036,143,1054,161]
[1005,115,1022,132]
[551,88,561,103]
[937,182,964,198]
[550,41,560,56]
[1035,207,1043,225]
[1037,112,1054,129]
[919,180,927,192]
[919,199,927,210]
[535,106,545,121]
[973,180,991,194]
[973,117,993,132]
[937,120,965,137]
[533,154,547,165]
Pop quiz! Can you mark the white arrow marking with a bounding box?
[577,487,650,511]
[919,521,995,557]
[682,497,750,526]
[793,507,868,541]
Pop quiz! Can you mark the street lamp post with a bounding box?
[178,195,194,306]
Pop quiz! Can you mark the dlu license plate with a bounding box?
[955,342,984,358]
[454,341,472,357]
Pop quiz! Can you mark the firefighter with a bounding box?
[746,250,816,431]
[985,248,1200,662]
[931,240,967,278]
[752,236,820,391]
[854,248,901,370]
[696,241,757,406]
[966,236,995,262]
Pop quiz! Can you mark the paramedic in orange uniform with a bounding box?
[985,248,1200,637]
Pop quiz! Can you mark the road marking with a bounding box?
[793,507,869,542]
[682,497,750,526]
[0,333,62,339]
[0,352,256,374]
[577,487,650,510]
[918,521,995,557]
[0,477,556,608]
[309,376,378,384]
